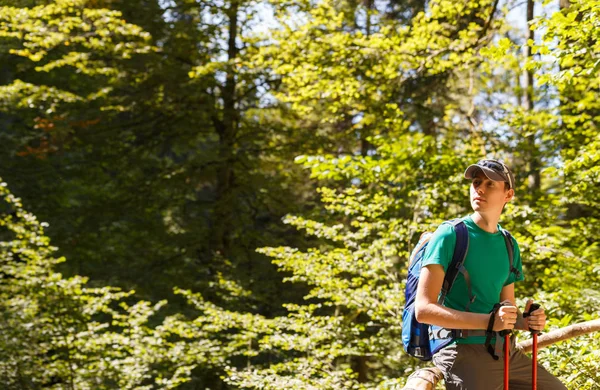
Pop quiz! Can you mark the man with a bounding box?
[414,159,566,389]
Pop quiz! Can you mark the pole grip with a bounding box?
[523,303,541,335]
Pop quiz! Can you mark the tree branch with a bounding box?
[516,319,600,353]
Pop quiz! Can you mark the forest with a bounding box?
[0,0,598,388]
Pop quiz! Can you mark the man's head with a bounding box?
[464,159,515,214]
[464,159,515,190]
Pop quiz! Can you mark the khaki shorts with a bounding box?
[432,343,567,390]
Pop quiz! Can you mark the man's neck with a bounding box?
[471,212,501,233]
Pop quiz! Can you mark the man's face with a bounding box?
[470,171,513,213]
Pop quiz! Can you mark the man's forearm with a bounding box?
[416,302,491,330]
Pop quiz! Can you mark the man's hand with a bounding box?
[493,300,518,331]
[523,299,546,332]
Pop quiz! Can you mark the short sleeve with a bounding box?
[421,223,457,273]
[504,237,525,285]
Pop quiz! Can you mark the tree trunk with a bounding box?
[212,0,239,258]
[354,1,373,381]
[524,0,541,195]
[360,0,374,157]
[402,367,444,390]
[559,0,570,9]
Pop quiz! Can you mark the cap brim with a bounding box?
[464,165,506,182]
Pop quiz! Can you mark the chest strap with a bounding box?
[429,328,488,340]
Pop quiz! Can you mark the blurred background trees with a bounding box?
[0,0,598,388]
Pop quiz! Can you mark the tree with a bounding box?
[195,0,514,385]
[0,176,222,389]
[219,0,600,387]
[0,0,316,318]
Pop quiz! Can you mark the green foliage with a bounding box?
[0,0,599,388]
[537,332,600,388]
[539,0,600,209]
[0,0,317,321]
[220,0,600,388]
[0,0,154,110]
[219,136,484,388]
[260,0,501,134]
[0,178,217,389]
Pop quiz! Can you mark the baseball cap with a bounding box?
[464,159,515,190]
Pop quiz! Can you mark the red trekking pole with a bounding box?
[524,303,541,390]
[503,330,510,389]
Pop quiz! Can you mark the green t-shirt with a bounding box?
[421,215,524,344]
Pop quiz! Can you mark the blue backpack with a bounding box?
[401,219,516,361]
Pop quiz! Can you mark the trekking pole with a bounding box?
[500,329,511,390]
[524,303,541,390]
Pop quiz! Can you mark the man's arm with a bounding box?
[415,264,515,331]
[499,282,516,306]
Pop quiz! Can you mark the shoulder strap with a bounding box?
[438,219,470,305]
[500,228,521,281]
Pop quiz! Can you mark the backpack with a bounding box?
[401,219,518,361]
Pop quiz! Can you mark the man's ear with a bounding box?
[505,188,515,203]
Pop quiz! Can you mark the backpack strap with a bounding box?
[500,228,521,282]
[485,303,503,360]
[485,302,513,360]
[438,219,475,311]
